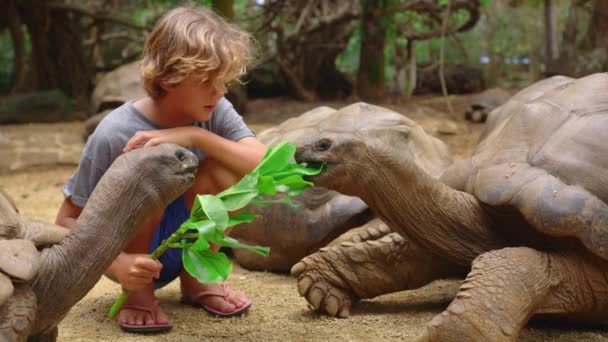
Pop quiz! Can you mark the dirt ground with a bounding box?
[2,96,608,341]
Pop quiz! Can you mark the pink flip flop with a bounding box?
[117,299,172,333]
[181,284,252,318]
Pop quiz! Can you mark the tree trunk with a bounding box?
[212,0,248,113]
[6,0,26,93]
[213,0,234,19]
[356,0,386,102]
[392,39,405,95]
[587,0,608,49]
[21,0,56,91]
[19,0,93,109]
[482,3,497,87]
[543,0,558,64]
[406,40,416,96]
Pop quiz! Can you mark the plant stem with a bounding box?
[107,223,190,318]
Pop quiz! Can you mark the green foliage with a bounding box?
[0,32,14,92]
[336,0,575,91]
[0,29,31,93]
[109,141,324,318]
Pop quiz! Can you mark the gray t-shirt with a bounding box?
[64,97,255,207]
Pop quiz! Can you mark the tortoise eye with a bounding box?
[314,139,333,152]
[175,149,187,162]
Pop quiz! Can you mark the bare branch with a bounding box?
[439,0,454,114]
[389,0,481,41]
[48,2,151,31]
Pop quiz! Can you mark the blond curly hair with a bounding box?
[140,6,255,98]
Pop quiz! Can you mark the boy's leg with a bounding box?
[181,158,251,315]
[108,212,172,328]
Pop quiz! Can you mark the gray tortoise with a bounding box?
[230,105,453,272]
[292,73,608,341]
[0,144,197,341]
[464,87,512,123]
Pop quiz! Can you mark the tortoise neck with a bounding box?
[32,171,152,333]
[355,153,506,265]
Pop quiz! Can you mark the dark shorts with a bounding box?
[149,195,190,289]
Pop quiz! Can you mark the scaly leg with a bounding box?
[292,220,463,317]
[416,247,608,341]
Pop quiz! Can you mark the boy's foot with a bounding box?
[117,285,172,333]
[180,274,252,317]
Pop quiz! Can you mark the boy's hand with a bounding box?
[123,127,199,152]
[110,253,163,291]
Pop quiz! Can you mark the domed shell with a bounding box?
[463,73,608,260]
[231,103,454,271]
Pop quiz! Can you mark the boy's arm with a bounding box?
[55,197,83,228]
[124,127,267,176]
[193,132,266,175]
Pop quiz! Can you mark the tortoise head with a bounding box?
[294,102,448,196]
[96,143,198,214]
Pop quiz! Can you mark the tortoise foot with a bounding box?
[291,251,355,318]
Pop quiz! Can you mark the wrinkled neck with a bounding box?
[32,173,153,333]
[350,151,506,266]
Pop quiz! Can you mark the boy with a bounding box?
[55,6,266,333]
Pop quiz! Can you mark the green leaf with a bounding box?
[228,212,257,226]
[218,173,259,197]
[273,174,313,189]
[182,248,232,284]
[219,189,260,212]
[250,196,300,209]
[197,194,229,230]
[252,141,296,176]
[257,175,277,195]
[270,163,324,178]
[210,235,270,257]
[190,221,215,251]
[217,173,261,211]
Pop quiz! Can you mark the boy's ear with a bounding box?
[159,81,176,92]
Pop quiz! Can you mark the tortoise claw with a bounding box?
[290,261,306,277]
[324,295,339,316]
[297,276,313,297]
[337,305,350,318]
[307,286,324,310]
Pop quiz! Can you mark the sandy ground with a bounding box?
[2,97,608,341]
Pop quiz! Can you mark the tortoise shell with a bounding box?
[461,73,608,259]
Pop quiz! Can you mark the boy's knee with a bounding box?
[192,158,240,194]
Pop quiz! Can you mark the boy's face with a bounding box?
[165,76,226,122]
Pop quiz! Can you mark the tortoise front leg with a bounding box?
[415,247,552,341]
[292,221,464,317]
[416,247,608,341]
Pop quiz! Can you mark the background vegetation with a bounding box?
[0,0,606,114]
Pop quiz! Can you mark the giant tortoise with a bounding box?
[230,105,453,271]
[464,87,512,123]
[0,144,197,341]
[291,73,608,341]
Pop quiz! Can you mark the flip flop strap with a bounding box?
[188,284,229,302]
[120,299,161,319]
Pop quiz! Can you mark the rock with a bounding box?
[0,90,74,124]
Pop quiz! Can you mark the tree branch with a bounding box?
[439,0,453,114]
[48,2,151,31]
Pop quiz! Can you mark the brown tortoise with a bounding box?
[0,144,197,341]
[464,87,512,123]
[230,105,453,271]
[291,73,608,341]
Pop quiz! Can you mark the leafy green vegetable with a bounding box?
[108,141,324,318]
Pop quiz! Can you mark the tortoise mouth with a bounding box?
[175,163,197,187]
[302,161,331,184]
[303,161,325,171]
